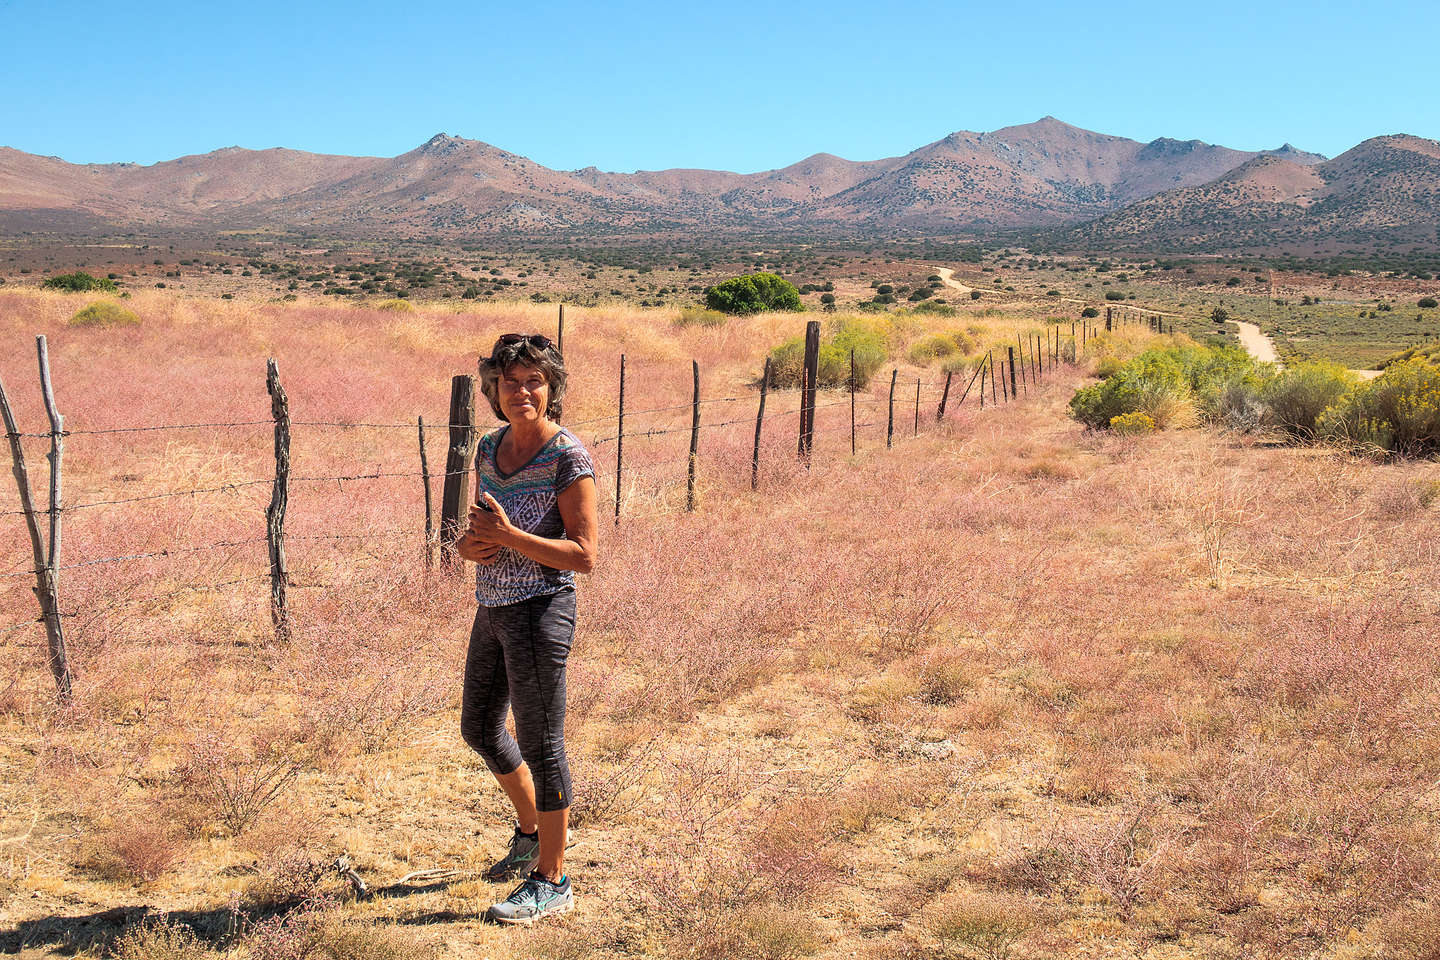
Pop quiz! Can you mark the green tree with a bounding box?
[703,272,803,315]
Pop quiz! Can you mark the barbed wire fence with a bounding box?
[1,308,1155,703]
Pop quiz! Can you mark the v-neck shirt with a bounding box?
[472,424,594,606]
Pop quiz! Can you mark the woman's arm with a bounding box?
[466,475,598,574]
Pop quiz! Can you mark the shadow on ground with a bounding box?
[0,878,476,955]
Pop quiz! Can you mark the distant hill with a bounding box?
[1053,134,1440,251]
[13,119,1429,250]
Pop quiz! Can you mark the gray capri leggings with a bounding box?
[460,586,576,812]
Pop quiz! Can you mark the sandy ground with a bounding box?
[1233,320,1279,364]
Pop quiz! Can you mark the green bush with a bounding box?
[1081,306,1099,318]
[969,290,983,301]
[1070,344,1264,431]
[1261,361,1357,438]
[376,299,413,312]
[68,302,141,328]
[704,272,803,315]
[911,300,956,317]
[1104,290,1126,301]
[43,271,117,293]
[1319,358,1440,456]
[674,305,729,328]
[767,316,887,389]
[1419,297,1438,309]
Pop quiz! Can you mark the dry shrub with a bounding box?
[111,919,210,960]
[244,898,425,960]
[569,731,664,829]
[922,889,1046,960]
[970,843,1067,897]
[1058,802,1174,920]
[295,633,450,757]
[618,746,838,958]
[81,811,186,883]
[1375,904,1440,960]
[176,729,304,835]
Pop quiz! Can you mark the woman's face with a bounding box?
[498,363,549,424]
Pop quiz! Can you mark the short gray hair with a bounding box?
[477,334,567,422]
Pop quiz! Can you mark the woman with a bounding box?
[457,332,597,925]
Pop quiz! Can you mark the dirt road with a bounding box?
[934,267,975,296]
[1233,320,1279,364]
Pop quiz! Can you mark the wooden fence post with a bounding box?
[265,358,291,643]
[799,320,820,462]
[418,416,434,569]
[752,357,768,491]
[557,304,565,356]
[989,350,999,404]
[957,357,985,409]
[849,349,856,455]
[615,354,625,523]
[936,369,953,422]
[979,354,986,409]
[913,378,920,436]
[687,360,699,512]
[0,340,73,702]
[1106,307,1113,332]
[440,374,477,572]
[1008,346,1018,399]
[886,368,897,448]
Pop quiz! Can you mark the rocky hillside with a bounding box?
[0,119,1362,242]
[1054,134,1440,251]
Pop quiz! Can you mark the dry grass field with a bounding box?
[1,287,1439,959]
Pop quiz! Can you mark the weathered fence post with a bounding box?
[979,355,986,409]
[687,360,699,512]
[418,416,434,569]
[799,320,820,463]
[936,369,953,422]
[1008,346,1018,399]
[1106,307,1113,332]
[752,357,769,491]
[615,354,625,523]
[957,358,986,409]
[913,378,920,437]
[989,350,1000,404]
[849,349,856,455]
[0,339,72,702]
[557,304,564,356]
[440,374,477,572]
[887,368,897,448]
[265,358,291,643]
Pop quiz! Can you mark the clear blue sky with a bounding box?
[3,0,1435,172]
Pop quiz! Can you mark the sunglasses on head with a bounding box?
[496,333,554,350]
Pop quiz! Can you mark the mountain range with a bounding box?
[2,117,1436,250]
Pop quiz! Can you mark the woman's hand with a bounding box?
[457,532,502,565]
[467,493,516,546]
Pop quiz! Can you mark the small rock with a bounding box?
[919,740,956,761]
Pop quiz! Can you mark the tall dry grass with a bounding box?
[0,290,1437,958]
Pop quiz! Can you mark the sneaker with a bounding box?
[486,871,573,925]
[483,826,540,882]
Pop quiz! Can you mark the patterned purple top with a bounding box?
[472,425,594,606]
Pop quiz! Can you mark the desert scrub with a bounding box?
[767,315,887,388]
[908,329,978,366]
[1069,344,1265,430]
[1319,357,1440,456]
[375,298,412,312]
[674,305,729,327]
[69,301,141,327]
[1260,361,1357,439]
[111,920,210,960]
